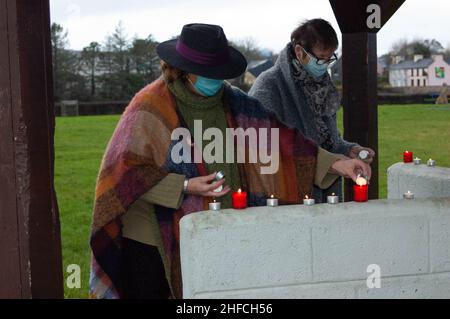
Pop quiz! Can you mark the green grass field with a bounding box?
[55,104,450,298]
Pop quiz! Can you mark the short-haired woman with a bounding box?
[249,19,375,203]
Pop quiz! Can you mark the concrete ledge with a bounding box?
[180,198,450,299]
[388,162,450,199]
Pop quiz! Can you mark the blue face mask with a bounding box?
[193,76,224,96]
[304,56,329,78]
[299,48,330,78]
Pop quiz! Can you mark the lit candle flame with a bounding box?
[271,194,274,199]
[305,195,309,199]
[238,188,242,193]
[332,193,336,196]
[356,176,367,186]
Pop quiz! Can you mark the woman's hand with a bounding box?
[330,159,372,183]
[349,146,376,164]
[185,172,231,198]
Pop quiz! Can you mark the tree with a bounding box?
[444,44,450,60]
[51,23,83,101]
[390,38,445,62]
[231,37,267,62]
[129,35,159,82]
[81,42,101,99]
[98,21,132,100]
[228,37,269,91]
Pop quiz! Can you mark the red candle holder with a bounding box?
[403,151,413,163]
[353,184,369,202]
[232,189,247,209]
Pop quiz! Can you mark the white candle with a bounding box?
[358,150,370,160]
[209,200,221,211]
[303,195,315,206]
[327,193,339,204]
[414,157,422,165]
[266,195,278,207]
[403,191,415,200]
[427,159,436,167]
[213,170,225,193]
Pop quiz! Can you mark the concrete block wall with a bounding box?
[388,162,450,199]
[180,198,450,299]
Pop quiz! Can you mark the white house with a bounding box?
[389,54,450,87]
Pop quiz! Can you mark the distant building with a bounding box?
[329,56,387,83]
[377,56,388,76]
[389,54,450,87]
[244,59,274,86]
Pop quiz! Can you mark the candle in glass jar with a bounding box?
[303,195,315,206]
[403,150,413,163]
[327,193,339,204]
[232,189,247,209]
[353,177,369,202]
[209,199,221,211]
[266,195,279,207]
[353,184,368,202]
[414,157,422,165]
[427,158,436,167]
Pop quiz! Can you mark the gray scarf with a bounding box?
[288,44,340,150]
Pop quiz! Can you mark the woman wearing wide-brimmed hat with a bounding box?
[249,19,375,203]
[89,23,371,299]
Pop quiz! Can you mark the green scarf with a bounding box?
[168,79,241,209]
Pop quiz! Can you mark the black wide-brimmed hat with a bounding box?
[157,23,247,80]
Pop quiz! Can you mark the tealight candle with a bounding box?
[266,195,279,207]
[414,157,422,165]
[358,150,370,161]
[353,176,369,202]
[403,151,413,163]
[209,200,221,211]
[427,159,436,167]
[213,171,225,193]
[232,189,247,209]
[327,193,339,204]
[403,191,415,200]
[303,195,315,206]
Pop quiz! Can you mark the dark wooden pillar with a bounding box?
[0,0,63,298]
[342,33,379,200]
[330,0,405,201]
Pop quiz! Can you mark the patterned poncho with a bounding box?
[89,78,318,299]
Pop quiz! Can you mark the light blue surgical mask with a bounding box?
[304,56,329,78]
[192,76,224,96]
[299,48,330,78]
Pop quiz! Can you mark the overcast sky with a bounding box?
[50,0,450,55]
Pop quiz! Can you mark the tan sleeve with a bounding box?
[139,173,186,209]
[314,147,341,189]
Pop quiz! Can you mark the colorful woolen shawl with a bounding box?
[89,78,318,299]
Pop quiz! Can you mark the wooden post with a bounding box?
[0,0,63,298]
[329,0,405,201]
[342,32,379,200]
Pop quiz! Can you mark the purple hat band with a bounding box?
[176,40,230,66]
